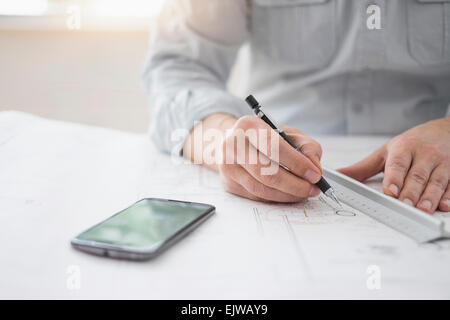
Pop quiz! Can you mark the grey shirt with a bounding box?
[143,0,450,154]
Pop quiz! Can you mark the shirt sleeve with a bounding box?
[142,0,249,155]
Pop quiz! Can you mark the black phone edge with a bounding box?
[70,198,216,261]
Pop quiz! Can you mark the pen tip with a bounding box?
[329,191,342,208]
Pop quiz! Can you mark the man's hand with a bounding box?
[218,116,322,202]
[338,117,450,213]
[184,113,323,203]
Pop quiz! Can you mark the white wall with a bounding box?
[0,29,248,133]
[0,30,150,132]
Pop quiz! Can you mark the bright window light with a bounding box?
[0,0,48,16]
[91,0,166,17]
[0,0,166,17]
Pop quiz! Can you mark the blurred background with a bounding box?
[0,0,165,133]
[0,0,247,133]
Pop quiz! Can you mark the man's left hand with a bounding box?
[338,117,450,213]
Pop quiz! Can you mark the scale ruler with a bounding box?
[322,168,450,243]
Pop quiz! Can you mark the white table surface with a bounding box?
[1,111,449,299]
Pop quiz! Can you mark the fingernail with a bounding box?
[304,169,320,183]
[388,184,399,196]
[308,187,320,197]
[443,199,450,209]
[403,198,413,206]
[419,200,432,211]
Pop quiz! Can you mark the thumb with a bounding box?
[338,145,386,182]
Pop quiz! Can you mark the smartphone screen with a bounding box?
[72,198,214,259]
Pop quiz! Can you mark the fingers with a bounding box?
[438,184,450,212]
[278,138,322,183]
[220,116,324,203]
[241,144,318,199]
[222,164,306,203]
[416,165,449,213]
[287,134,323,169]
[233,116,322,184]
[337,145,386,182]
[398,156,438,208]
[381,144,412,197]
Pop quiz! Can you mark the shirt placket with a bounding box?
[346,0,386,134]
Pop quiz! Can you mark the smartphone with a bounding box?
[71,198,215,260]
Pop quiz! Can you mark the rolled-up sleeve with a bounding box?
[142,0,249,154]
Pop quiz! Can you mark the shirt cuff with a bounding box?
[149,88,247,156]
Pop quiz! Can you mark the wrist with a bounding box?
[183,113,237,170]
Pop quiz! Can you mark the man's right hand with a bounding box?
[217,115,323,202]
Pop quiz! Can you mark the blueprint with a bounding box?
[0,111,449,299]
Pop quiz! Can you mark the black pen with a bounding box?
[245,95,342,206]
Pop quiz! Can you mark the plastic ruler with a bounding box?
[322,167,449,243]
